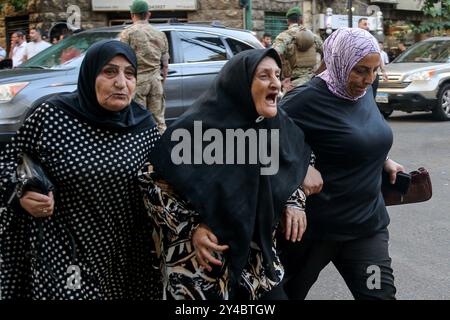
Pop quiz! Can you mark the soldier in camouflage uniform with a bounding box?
[273,7,323,92]
[120,0,170,133]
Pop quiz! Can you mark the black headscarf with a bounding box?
[47,40,155,132]
[150,48,311,293]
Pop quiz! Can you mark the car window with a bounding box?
[395,40,450,63]
[20,32,119,69]
[225,38,254,55]
[179,31,227,63]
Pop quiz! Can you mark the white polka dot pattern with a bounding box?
[0,103,161,299]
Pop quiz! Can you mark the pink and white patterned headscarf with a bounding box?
[318,28,380,101]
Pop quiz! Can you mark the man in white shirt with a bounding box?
[379,41,389,65]
[23,28,51,62]
[8,31,27,67]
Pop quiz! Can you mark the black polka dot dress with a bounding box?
[0,103,161,299]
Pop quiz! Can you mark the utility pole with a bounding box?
[246,0,252,31]
[348,0,353,27]
[240,0,252,30]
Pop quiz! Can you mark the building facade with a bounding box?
[1,0,305,51]
[0,0,441,57]
[0,0,246,49]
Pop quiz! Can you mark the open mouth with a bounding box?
[265,93,278,106]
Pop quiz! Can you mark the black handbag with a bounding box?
[12,153,72,280]
[15,152,54,198]
[382,167,432,206]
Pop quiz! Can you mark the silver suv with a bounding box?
[0,23,263,148]
[376,36,450,120]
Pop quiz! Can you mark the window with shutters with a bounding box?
[264,12,288,40]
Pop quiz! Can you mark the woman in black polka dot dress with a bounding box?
[0,40,161,299]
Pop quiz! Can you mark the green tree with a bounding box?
[0,0,28,12]
[414,0,450,34]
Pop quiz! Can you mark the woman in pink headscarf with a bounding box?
[278,28,405,300]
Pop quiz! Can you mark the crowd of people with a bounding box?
[1,1,408,301]
[0,28,52,69]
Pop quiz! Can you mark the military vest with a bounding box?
[286,27,317,68]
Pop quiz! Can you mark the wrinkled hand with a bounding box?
[192,223,229,272]
[281,207,307,242]
[384,158,406,184]
[19,191,54,218]
[302,165,323,196]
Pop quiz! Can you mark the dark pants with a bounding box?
[234,282,288,300]
[260,283,288,300]
[278,228,396,300]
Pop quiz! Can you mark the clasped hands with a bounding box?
[192,165,323,269]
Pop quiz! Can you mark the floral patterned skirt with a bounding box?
[139,165,284,300]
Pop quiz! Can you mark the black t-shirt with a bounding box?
[280,77,393,240]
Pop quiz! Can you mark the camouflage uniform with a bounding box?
[273,24,323,87]
[120,20,170,133]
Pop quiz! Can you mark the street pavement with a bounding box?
[306,111,450,300]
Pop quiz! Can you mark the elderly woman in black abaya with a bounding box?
[0,40,160,299]
[140,48,315,300]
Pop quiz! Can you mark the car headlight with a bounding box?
[404,70,436,82]
[0,82,29,102]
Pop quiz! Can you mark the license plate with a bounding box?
[376,92,389,103]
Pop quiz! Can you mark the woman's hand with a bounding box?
[384,158,406,184]
[282,207,307,242]
[192,223,229,272]
[302,165,323,196]
[19,191,54,218]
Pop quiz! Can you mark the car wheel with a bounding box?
[433,83,450,121]
[380,109,393,119]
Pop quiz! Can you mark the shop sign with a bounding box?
[370,0,399,3]
[395,0,425,11]
[92,0,198,11]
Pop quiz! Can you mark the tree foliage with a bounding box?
[0,0,28,12]
[414,0,450,34]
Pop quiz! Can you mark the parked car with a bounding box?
[0,23,263,149]
[376,36,450,120]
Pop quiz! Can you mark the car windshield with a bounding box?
[395,40,450,63]
[19,31,120,69]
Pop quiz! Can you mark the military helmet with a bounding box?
[130,0,149,14]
